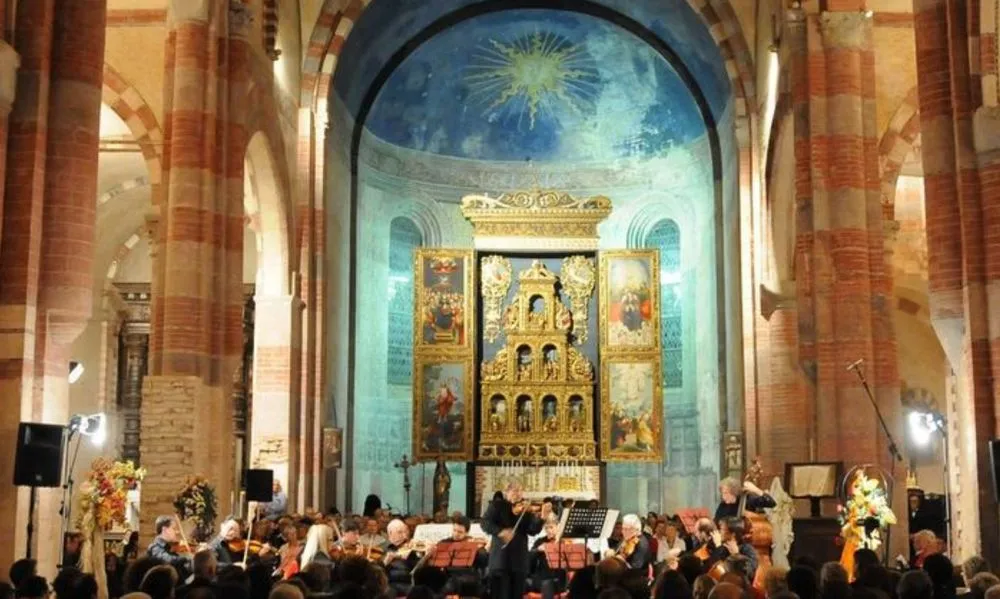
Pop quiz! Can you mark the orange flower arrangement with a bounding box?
[77,458,145,532]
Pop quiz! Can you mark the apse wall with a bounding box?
[325,1,738,515]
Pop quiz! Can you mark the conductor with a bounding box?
[482,481,552,599]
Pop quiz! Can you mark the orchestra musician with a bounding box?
[715,518,759,581]
[608,514,652,572]
[301,523,337,569]
[274,523,303,580]
[437,515,488,570]
[146,515,194,577]
[715,477,775,522]
[481,481,551,599]
[210,517,275,570]
[529,514,568,594]
[332,517,365,558]
[382,519,423,596]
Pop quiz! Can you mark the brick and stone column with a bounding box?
[250,293,302,502]
[0,0,106,574]
[120,327,149,464]
[140,0,251,539]
[788,5,904,551]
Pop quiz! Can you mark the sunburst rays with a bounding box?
[464,30,600,129]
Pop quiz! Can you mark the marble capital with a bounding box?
[819,11,872,50]
[0,41,19,118]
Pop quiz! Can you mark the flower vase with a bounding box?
[840,536,858,581]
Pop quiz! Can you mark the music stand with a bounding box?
[556,507,617,579]
[427,541,480,569]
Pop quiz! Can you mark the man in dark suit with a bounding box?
[481,481,550,599]
[612,514,652,572]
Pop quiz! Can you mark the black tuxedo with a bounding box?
[146,537,191,578]
[482,498,544,599]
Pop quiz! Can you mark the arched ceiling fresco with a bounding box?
[362,10,706,162]
[332,0,730,161]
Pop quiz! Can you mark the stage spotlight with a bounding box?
[908,409,945,447]
[68,361,84,384]
[69,412,107,447]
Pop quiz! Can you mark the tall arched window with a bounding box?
[644,220,682,388]
[387,217,422,385]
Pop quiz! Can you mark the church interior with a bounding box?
[1,0,998,596]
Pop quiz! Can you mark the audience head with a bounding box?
[13,576,47,599]
[267,583,304,599]
[854,549,880,581]
[820,563,849,592]
[654,569,693,599]
[764,567,790,598]
[595,558,627,590]
[967,573,999,599]
[124,558,162,594]
[154,516,180,543]
[923,554,956,589]
[962,557,991,584]
[724,555,752,584]
[63,573,97,599]
[769,592,800,599]
[51,568,83,599]
[678,554,706,585]
[139,565,177,599]
[721,572,748,591]
[9,560,37,589]
[192,549,217,580]
[301,562,331,592]
[0,582,11,599]
[568,566,598,599]
[786,566,818,599]
[984,585,1000,599]
[898,570,934,599]
[693,576,717,599]
[709,582,744,599]
[406,586,435,599]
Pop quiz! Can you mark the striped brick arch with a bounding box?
[299,0,756,119]
[878,87,920,221]
[102,63,163,197]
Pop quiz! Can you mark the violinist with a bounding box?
[437,514,488,569]
[610,514,652,572]
[715,477,775,522]
[332,517,364,558]
[146,515,194,576]
[211,517,274,570]
[529,515,567,594]
[481,481,550,599]
[382,519,421,596]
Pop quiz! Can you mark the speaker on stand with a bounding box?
[13,422,66,559]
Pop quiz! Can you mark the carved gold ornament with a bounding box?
[560,255,596,344]
[480,255,513,343]
[461,189,612,241]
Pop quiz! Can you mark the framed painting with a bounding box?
[413,357,474,461]
[601,356,663,462]
[322,427,343,469]
[414,249,475,351]
[599,250,660,353]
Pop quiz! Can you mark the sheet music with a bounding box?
[790,465,836,496]
[412,523,490,545]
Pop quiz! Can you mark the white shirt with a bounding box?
[656,536,687,562]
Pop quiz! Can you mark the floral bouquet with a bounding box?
[173,475,217,539]
[837,471,897,551]
[76,458,145,599]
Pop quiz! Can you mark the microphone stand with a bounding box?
[849,361,902,565]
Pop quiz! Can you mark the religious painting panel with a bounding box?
[323,427,343,469]
[601,356,663,462]
[599,250,660,353]
[414,249,475,351]
[413,357,474,461]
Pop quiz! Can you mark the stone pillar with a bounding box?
[0,40,19,251]
[296,107,328,510]
[915,0,999,562]
[788,7,904,550]
[141,0,251,538]
[250,293,302,506]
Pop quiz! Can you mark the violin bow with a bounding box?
[173,514,193,553]
[242,502,256,566]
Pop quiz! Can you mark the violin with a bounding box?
[613,535,639,567]
[512,500,551,515]
[169,541,195,556]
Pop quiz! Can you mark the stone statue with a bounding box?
[433,456,451,515]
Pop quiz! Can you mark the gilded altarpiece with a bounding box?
[412,191,665,498]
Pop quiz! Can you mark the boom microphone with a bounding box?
[846,358,864,372]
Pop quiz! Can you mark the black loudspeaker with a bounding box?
[245,469,273,502]
[13,422,65,487]
[990,439,1000,502]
